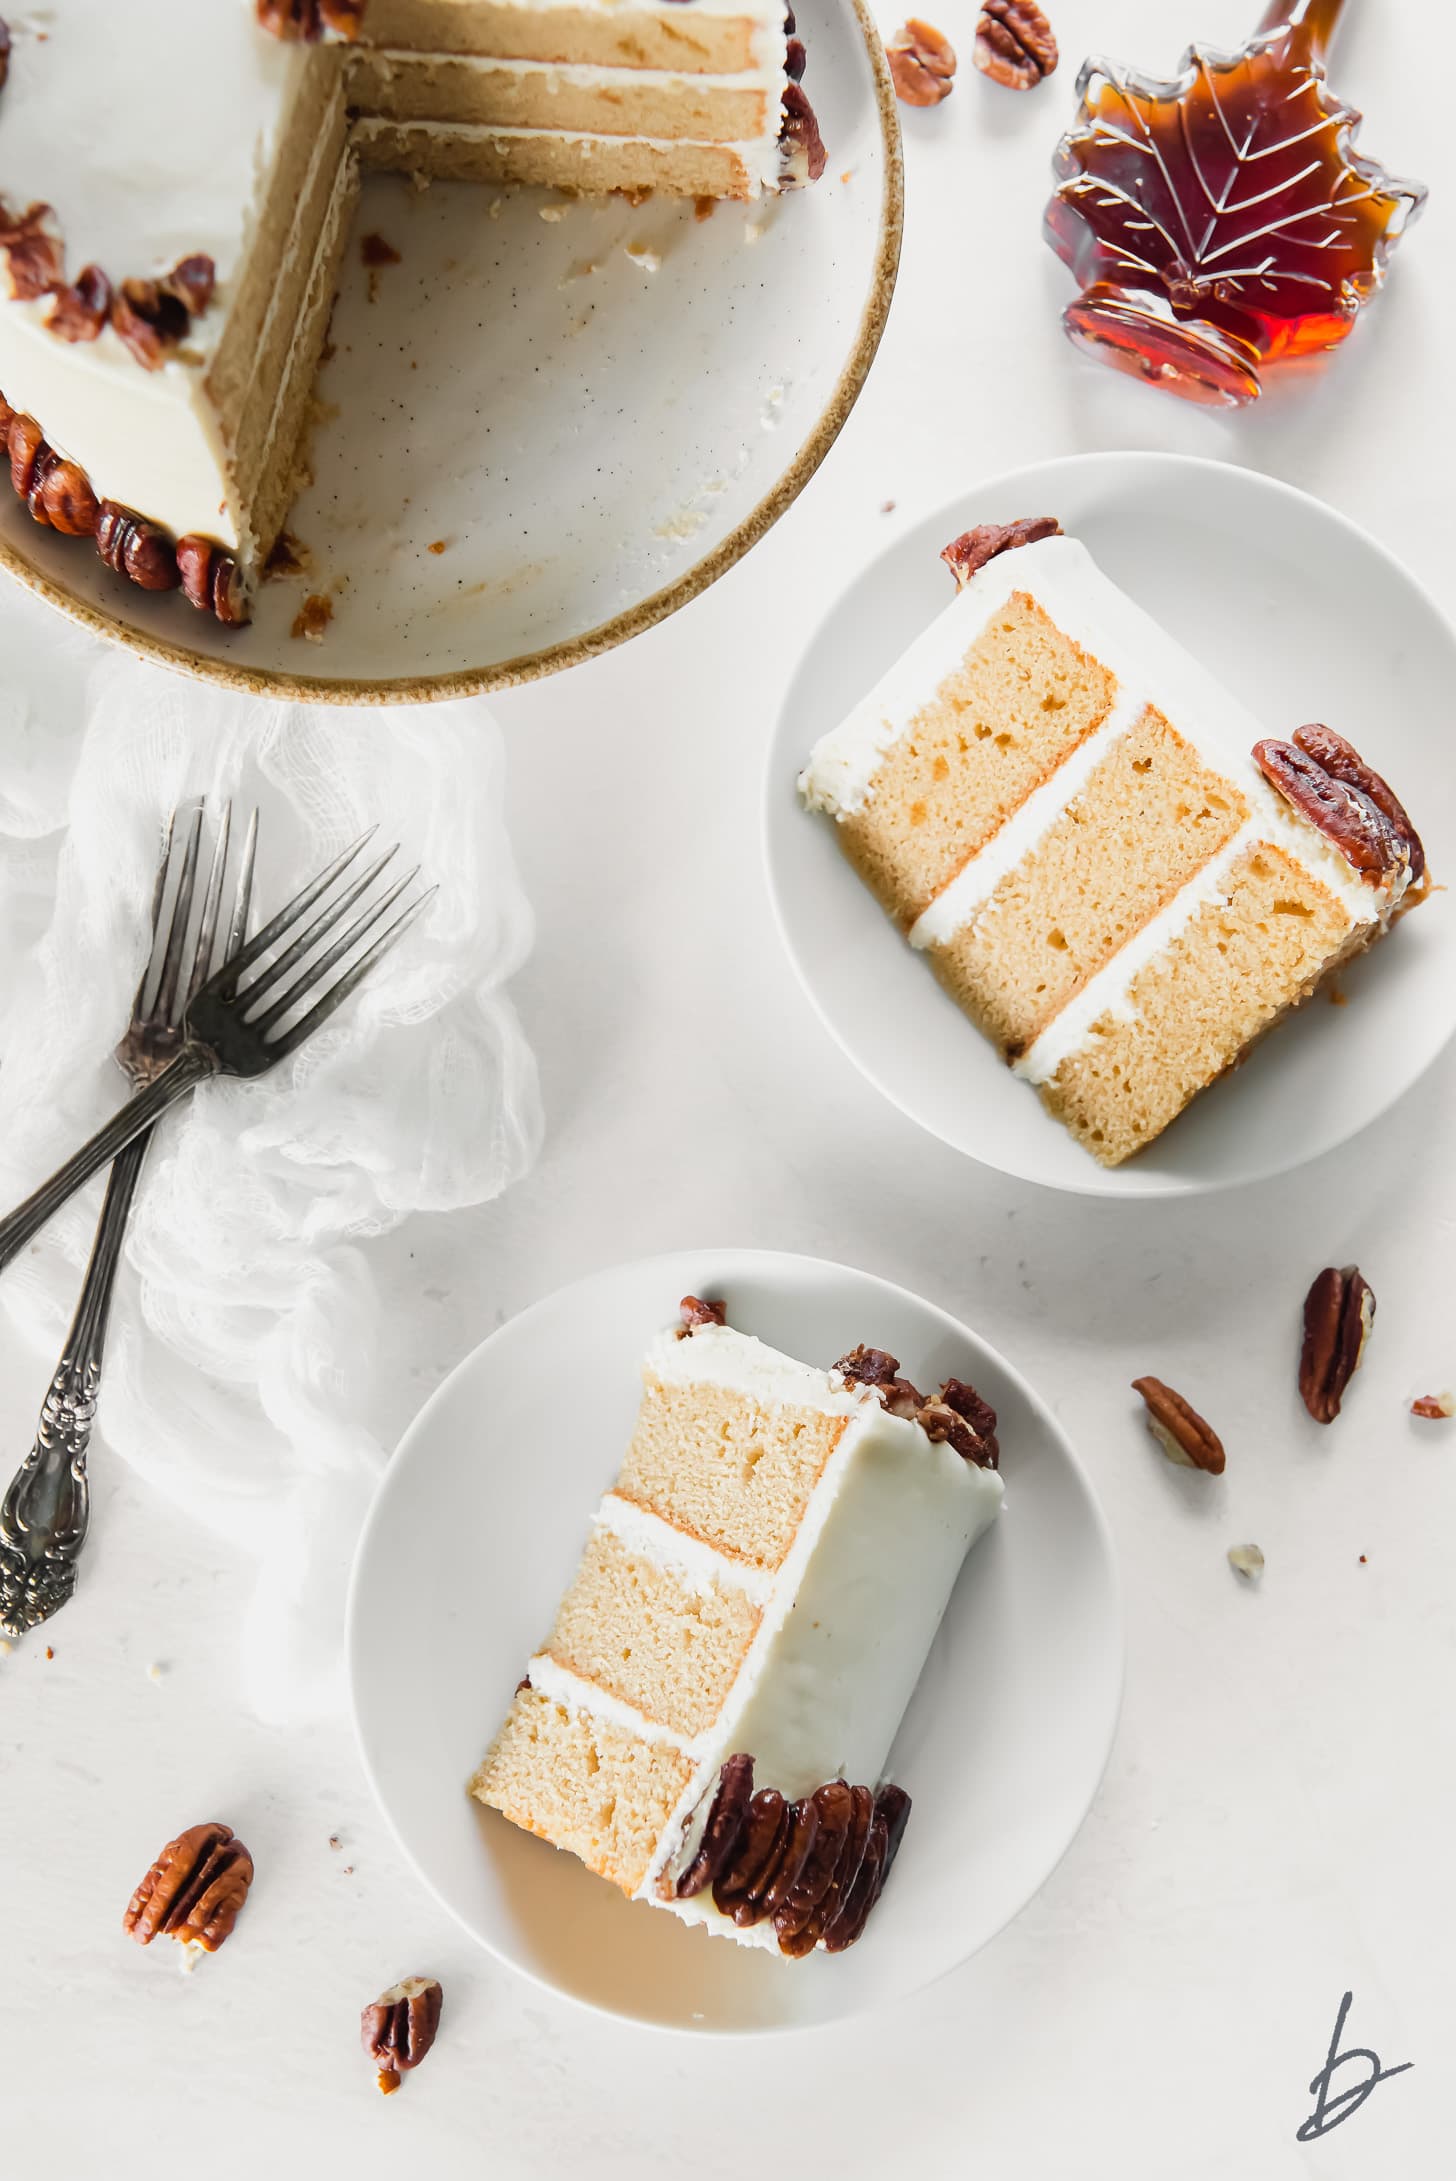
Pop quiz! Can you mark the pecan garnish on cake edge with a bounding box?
[941,515,1062,589]
[256,0,366,40]
[1254,731,1420,890]
[836,1343,1000,1467]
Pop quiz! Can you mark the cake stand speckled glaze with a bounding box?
[0,0,900,704]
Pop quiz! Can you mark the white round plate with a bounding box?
[347,1248,1121,2034]
[765,451,1456,1199]
[0,0,899,703]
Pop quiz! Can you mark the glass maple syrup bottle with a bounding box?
[1044,0,1427,405]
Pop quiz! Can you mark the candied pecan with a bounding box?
[96,502,180,591]
[934,1377,1000,1468]
[0,202,62,300]
[1292,723,1425,885]
[712,1787,788,1923]
[0,392,13,444]
[123,1820,254,1953]
[886,19,956,107]
[0,21,10,93]
[361,1975,442,2096]
[875,1781,913,1876]
[786,35,807,80]
[35,458,99,537]
[1132,1376,1225,1475]
[780,82,826,185]
[111,279,192,370]
[757,1794,820,1916]
[679,1295,727,1335]
[675,1753,753,1898]
[163,254,216,318]
[7,410,45,499]
[822,1807,887,1951]
[1299,1266,1374,1424]
[1253,739,1406,885]
[48,265,112,343]
[1412,1392,1454,1420]
[942,515,1062,588]
[257,0,365,37]
[780,1781,874,1957]
[834,1345,926,1417]
[773,1779,854,1949]
[974,0,1057,88]
[176,535,248,626]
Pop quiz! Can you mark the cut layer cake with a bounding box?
[799,518,1426,1167]
[0,0,824,624]
[472,1296,1003,1957]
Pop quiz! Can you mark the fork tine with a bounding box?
[211,826,378,992]
[152,803,204,1027]
[132,806,179,1016]
[234,845,399,1013]
[249,865,420,1037]
[187,801,232,1005]
[270,889,436,1058]
[224,808,259,964]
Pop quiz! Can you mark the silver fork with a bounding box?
[0,829,433,1280]
[0,803,257,1638]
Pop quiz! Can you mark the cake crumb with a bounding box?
[539,201,571,222]
[178,1940,206,1976]
[840,168,854,183]
[265,529,311,580]
[343,1864,355,1875]
[654,508,708,541]
[625,241,661,272]
[44,1644,54,1660]
[1327,980,1349,1006]
[361,231,401,303]
[560,259,599,286]
[427,539,448,555]
[1227,1543,1264,1581]
[488,196,504,219]
[615,184,653,207]
[146,1661,165,1683]
[292,593,334,643]
[0,1639,12,1657]
[881,498,897,514]
[329,1833,342,1851]
[694,196,716,222]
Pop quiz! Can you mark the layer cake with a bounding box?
[471,1297,1004,1956]
[0,0,824,623]
[800,520,1426,1166]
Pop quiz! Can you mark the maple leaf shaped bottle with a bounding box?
[1043,0,1427,405]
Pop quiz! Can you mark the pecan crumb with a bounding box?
[1411,1392,1454,1420]
[1132,1376,1225,1475]
[292,593,333,642]
[886,18,956,105]
[974,0,1057,89]
[694,196,716,222]
[360,232,401,268]
[1299,1265,1374,1424]
[426,538,447,555]
[1228,1543,1264,1581]
[942,515,1061,587]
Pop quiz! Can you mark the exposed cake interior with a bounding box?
[800,531,1423,1166]
[472,1304,1004,1952]
[0,0,823,618]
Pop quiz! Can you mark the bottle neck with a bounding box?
[1257,0,1346,56]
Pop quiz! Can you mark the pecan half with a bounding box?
[935,1377,1000,1468]
[123,1820,254,1953]
[111,279,192,371]
[34,458,99,537]
[773,1779,855,1951]
[678,1295,727,1335]
[7,410,45,500]
[875,1781,913,1875]
[834,1344,927,1415]
[96,502,181,591]
[1299,1266,1374,1424]
[941,515,1062,589]
[48,265,112,343]
[1292,723,1425,885]
[675,1752,754,1898]
[1253,739,1407,885]
[756,1794,820,1917]
[886,19,956,107]
[0,201,62,300]
[257,0,365,38]
[176,535,248,626]
[780,82,827,185]
[164,253,217,319]
[974,0,1057,88]
[786,34,807,79]
[712,1787,788,1924]
[822,1808,887,1951]
[1411,1392,1454,1420]
[779,1781,874,1958]
[361,1976,442,2096]
[1132,1376,1225,1475]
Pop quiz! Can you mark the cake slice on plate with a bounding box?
[471,1296,1003,1957]
[799,519,1426,1167]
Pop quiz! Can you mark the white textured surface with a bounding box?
[3,0,1455,2172]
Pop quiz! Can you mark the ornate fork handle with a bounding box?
[0,1136,150,1636]
[0,1045,215,1275]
